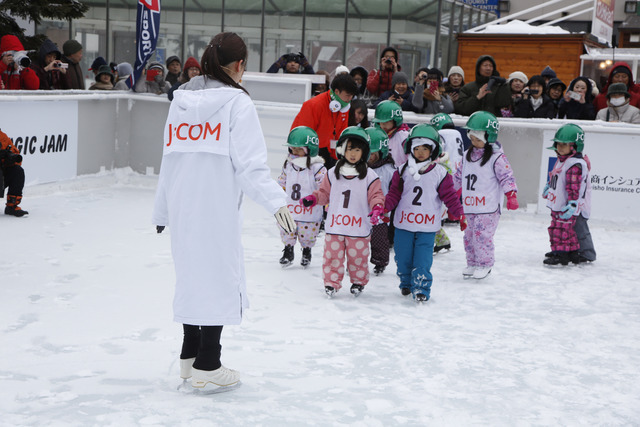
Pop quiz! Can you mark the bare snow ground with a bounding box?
[2,169,639,426]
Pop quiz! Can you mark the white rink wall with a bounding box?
[0,91,638,222]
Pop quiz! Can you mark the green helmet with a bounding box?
[286,126,320,157]
[403,124,441,161]
[464,110,500,143]
[430,113,454,131]
[373,100,403,128]
[365,127,389,159]
[549,123,585,153]
[336,126,371,162]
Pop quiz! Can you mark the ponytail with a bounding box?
[201,32,249,95]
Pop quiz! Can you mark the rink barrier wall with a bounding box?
[0,91,638,221]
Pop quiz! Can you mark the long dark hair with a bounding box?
[334,138,369,180]
[348,99,370,127]
[466,141,493,166]
[201,32,249,95]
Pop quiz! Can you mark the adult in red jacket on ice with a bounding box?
[290,74,358,167]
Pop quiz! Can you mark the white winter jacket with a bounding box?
[152,76,287,326]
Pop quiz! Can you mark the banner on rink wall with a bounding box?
[128,0,161,89]
[0,101,78,185]
[462,0,500,17]
[592,0,616,45]
[537,128,640,221]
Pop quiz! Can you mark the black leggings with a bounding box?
[181,324,223,371]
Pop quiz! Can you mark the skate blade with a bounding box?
[178,379,241,395]
[280,262,293,269]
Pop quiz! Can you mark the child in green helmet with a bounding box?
[373,100,410,167]
[277,126,328,268]
[542,123,595,265]
[453,111,519,280]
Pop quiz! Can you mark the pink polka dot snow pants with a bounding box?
[323,234,370,290]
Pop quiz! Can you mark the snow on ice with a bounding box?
[1,168,639,425]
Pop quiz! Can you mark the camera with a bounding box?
[53,62,68,69]
[284,53,300,63]
[393,90,400,99]
[567,90,582,101]
[0,148,22,165]
[13,51,31,68]
[384,58,393,65]
[486,75,506,92]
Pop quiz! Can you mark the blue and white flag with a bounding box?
[128,0,161,89]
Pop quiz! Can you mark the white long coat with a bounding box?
[152,77,286,326]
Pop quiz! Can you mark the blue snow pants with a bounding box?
[393,228,435,299]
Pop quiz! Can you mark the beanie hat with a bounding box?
[391,71,409,88]
[116,62,133,77]
[0,35,24,55]
[527,75,546,88]
[447,65,465,81]
[165,55,181,67]
[541,66,556,79]
[183,56,200,71]
[611,66,632,80]
[62,39,82,56]
[508,71,528,84]
[606,82,630,98]
[547,77,566,92]
[335,65,349,75]
[148,61,164,71]
[89,56,107,71]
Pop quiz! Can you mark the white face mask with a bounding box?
[609,97,626,107]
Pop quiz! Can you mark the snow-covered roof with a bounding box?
[469,19,571,35]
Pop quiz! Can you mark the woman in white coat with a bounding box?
[152,32,295,391]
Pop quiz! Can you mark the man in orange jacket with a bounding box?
[1,129,28,216]
[290,74,358,167]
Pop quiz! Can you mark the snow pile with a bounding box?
[2,169,639,424]
[472,19,571,35]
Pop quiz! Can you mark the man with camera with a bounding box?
[0,129,28,217]
[454,55,510,117]
[32,38,70,90]
[0,35,39,90]
[266,52,315,74]
[367,47,400,98]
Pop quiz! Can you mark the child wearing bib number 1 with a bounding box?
[453,111,519,280]
[277,126,327,268]
[301,127,385,297]
[384,124,464,301]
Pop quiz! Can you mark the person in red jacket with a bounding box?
[0,35,40,90]
[593,62,640,111]
[1,129,28,217]
[366,47,401,98]
[290,74,358,167]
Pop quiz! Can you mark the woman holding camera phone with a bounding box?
[557,76,596,120]
[513,75,556,119]
[412,67,454,114]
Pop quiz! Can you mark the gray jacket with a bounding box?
[412,83,455,114]
[596,102,640,124]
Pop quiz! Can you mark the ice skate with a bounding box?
[279,245,294,267]
[325,286,336,297]
[180,357,195,379]
[373,265,385,275]
[433,243,451,253]
[400,287,411,296]
[473,267,492,279]
[462,266,475,278]
[350,284,364,297]
[543,252,569,266]
[300,247,312,268]
[415,293,429,302]
[191,365,240,390]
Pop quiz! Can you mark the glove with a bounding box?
[368,204,385,225]
[297,51,309,66]
[459,214,467,232]
[506,191,519,210]
[276,55,288,68]
[559,200,578,220]
[542,183,550,199]
[300,194,317,208]
[275,206,296,233]
[156,225,165,234]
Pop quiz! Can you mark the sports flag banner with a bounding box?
[592,0,616,46]
[128,0,161,89]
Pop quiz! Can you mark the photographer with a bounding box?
[0,129,28,217]
[454,55,510,117]
[412,67,454,114]
[0,35,39,90]
[367,47,400,98]
[513,75,556,119]
[374,71,417,112]
[32,39,69,90]
[266,52,314,74]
